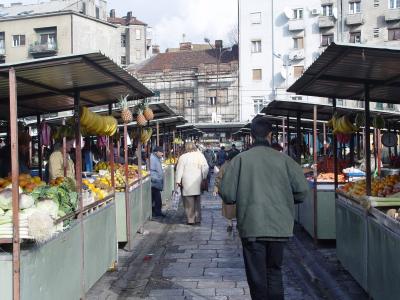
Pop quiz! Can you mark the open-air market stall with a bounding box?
[261,100,400,240]
[287,42,400,299]
[112,105,184,248]
[0,52,152,300]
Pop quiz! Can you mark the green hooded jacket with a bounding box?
[219,145,309,238]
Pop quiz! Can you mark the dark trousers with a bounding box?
[241,239,285,300]
[151,187,162,216]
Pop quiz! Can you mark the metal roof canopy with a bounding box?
[287,42,400,104]
[0,52,153,119]
[261,100,400,122]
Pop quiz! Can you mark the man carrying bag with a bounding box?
[219,116,309,300]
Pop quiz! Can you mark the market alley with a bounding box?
[87,183,367,300]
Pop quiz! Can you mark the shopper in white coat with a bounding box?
[176,142,209,225]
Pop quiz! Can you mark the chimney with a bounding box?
[215,40,223,49]
[180,42,192,51]
[126,11,132,22]
[152,45,160,55]
[110,9,115,18]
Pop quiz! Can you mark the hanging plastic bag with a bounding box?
[40,121,51,146]
[171,189,181,211]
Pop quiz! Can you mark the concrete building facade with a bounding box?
[239,0,400,122]
[0,1,150,67]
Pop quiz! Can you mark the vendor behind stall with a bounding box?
[47,138,75,181]
[0,130,31,177]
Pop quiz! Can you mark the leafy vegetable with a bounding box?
[0,208,4,216]
[0,215,12,225]
[20,194,34,209]
[36,200,59,219]
[0,189,12,210]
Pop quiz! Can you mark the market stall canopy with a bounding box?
[287,43,400,104]
[176,124,204,136]
[0,52,153,119]
[194,122,247,134]
[261,100,400,122]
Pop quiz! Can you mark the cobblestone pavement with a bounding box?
[87,182,367,300]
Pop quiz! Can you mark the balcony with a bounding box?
[318,16,336,28]
[384,9,400,22]
[321,0,334,5]
[29,42,58,58]
[288,49,305,61]
[346,14,363,26]
[288,19,305,31]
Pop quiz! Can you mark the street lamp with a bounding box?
[204,37,232,123]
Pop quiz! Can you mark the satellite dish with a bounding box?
[284,7,294,19]
[333,7,338,19]
[280,67,287,79]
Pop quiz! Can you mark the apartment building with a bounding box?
[239,0,400,122]
[0,1,150,67]
[129,42,239,124]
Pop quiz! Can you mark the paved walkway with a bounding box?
[87,184,367,300]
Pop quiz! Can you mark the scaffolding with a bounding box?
[134,61,239,124]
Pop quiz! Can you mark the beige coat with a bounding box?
[176,151,209,196]
[214,161,236,220]
[48,150,75,180]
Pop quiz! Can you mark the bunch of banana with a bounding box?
[140,128,153,144]
[332,115,357,134]
[173,138,184,145]
[80,106,118,137]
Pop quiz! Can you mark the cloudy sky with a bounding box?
[2,0,238,50]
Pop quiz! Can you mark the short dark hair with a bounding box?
[221,146,225,150]
[251,116,272,141]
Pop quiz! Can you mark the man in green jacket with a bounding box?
[219,116,309,300]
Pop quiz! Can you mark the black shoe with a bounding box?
[227,225,233,232]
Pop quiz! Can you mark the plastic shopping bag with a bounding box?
[214,165,220,174]
[171,189,181,211]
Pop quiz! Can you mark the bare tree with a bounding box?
[227,24,238,46]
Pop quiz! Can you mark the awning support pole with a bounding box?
[364,85,372,196]
[37,115,43,180]
[10,67,21,300]
[74,90,85,298]
[296,112,302,164]
[313,105,318,242]
[124,123,133,250]
[62,118,67,177]
[323,123,327,156]
[333,98,338,190]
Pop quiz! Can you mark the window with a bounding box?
[121,34,126,47]
[374,28,380,38]
[293,66,304,78]
[136,50,141,60]
[250,12,261,24]
[389,0,400,9]
[374,0,380,7]
[209,97,217,106]
[12,35,25,47]
[293,37,304,49]
[349,1,361,14]
[350,32,361,43]
[121,56,126,65]
[186,99,194,108]
[82,2,86,14]
[95,6,100,19]
[387,103,395,110]
[40,33,56,46]
[253,97,264,114]
[0,32,4,50]
[388,28,400,40]
[252,69,262,80]
[321,34,334,46]
[251,40,262,53]
[135,29,141,40]
[376,103,384,110]
[322,4,333,16]
[293,8,303,19]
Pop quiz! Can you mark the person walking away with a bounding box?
[216,146,227,167]
[214,151,239,232]
[230,143,240,156]
[203,144,216,187]
[150,146,165,218]
[176,142,209,225]
[220,116,309,300]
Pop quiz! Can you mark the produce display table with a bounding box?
[298,182,336,239]
[367,208,400,300]
[336,194,368,291]
[0,200,117,300]
[115,176,152,243]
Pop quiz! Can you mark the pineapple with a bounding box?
[136,107,147,126]
[143,101,154,121]
[119,94,133,124]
